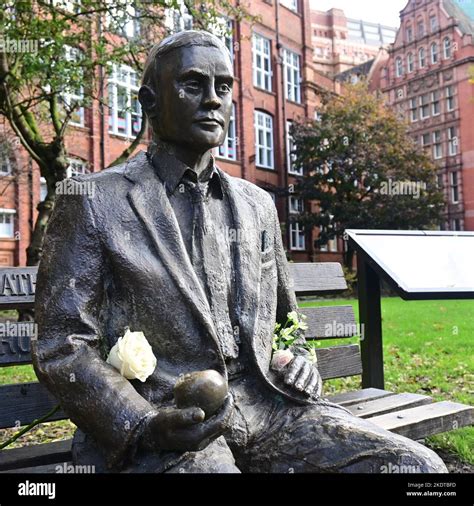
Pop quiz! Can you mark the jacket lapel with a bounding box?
[124,153,221,349]
[218,169,261,345]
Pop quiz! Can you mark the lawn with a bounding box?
[1,297,473,465]
[300,297,474,464]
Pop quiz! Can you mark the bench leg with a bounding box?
[358,255,384,389]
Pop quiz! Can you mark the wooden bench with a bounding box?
[0,263,472,473]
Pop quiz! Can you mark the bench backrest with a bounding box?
[0,263,361,430]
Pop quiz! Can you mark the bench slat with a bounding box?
[348,393,433,419]
[289,263,347,296]
[369,401,474,440]
[0,344,363,431]
[316,344,362,380]
[300,306,358,340]
[0,322,36,367]
[0,383,68,429]
[0,267,37,310]
[327,388,393,406]
[0,439,72,471]
[1,461,71,473]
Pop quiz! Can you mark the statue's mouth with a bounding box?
[195,117,224,127]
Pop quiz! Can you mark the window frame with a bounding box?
[450,171,459,203]
[254,110,274,170]
[430,42,438,64]
[289,222,305,251]
[418,47,426,68]
[282,48,301,103]
[0,208,16,238]
[252,33,273,92]
[108,63,142,139]
[216,102,237,161]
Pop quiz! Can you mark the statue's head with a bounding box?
[139,30,234,154]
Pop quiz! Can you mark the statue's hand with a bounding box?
[282,355,322,397]
[139,394,234,453]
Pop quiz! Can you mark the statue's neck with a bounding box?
[149,139,213,177]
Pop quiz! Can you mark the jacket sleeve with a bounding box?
[32,189,156,469]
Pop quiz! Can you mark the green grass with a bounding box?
[300,297,474,464]
[1,298,473,463]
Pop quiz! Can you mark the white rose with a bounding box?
[106,329,157,382]
[271,349,295,372]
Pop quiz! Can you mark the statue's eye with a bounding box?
[184,81,201,90]
[217,83,231,94]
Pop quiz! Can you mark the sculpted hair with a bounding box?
[141,30,232,89]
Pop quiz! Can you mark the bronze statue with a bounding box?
[32,30,447,473]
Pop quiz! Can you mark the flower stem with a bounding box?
[0,404,61,450]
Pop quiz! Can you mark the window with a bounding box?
[433,130,442,159]
[443,37,452,59]
[164,0,193,33]
[208,17,234,63]
[452,218,462,231]
[431,91,440,116]
[253,34,272,92]
[407,52,414,73]
[446,85,455,111]
[419,94,430,119]
[395,57,403,77]
[450,172,459,203]
[0,209,15,238]
[431,42,438,63]
[418,47,426,68]
[67,158,88,178]
[286,121,302,175]
[289,196,304,214]
[448,127,458,156]
[283,49,301,103]
[62,46,84,126]
[406,26,413,42]
[430,15,438,32]
[106,2,139,38]
[417,21,424,37]
[409,98,418,122]
[280,0,298,12]
[217,103,237,160]
[0,153,11,175]
[289,222,305,250]
[108,64,142,138]
[254,111,274,169]
[421,132,431,149]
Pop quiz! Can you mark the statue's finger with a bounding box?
[170,407,205,427]
[284,355,304,385]
[294,362,311,391]
[304,370,319,395]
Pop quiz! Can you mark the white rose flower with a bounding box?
[271,349,295,372]
[106,329,157,382]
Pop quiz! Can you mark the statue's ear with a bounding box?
[138,85,158,117]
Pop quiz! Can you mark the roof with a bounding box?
[443,0,474,35]
[335,59,376,82]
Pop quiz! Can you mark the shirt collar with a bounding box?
[148,147,223,199]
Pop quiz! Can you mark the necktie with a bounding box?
[187,181,239,360]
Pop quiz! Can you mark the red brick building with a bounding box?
[311,7,397,78]
[376,0,474,231]
[0,0,335,267]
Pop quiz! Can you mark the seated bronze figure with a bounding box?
[32,30,447,473]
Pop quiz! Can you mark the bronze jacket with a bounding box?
[32,151,313,468]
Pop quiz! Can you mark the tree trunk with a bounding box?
[344,244,355,272]
[26,192,56,266]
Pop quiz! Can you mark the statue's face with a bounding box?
[154,44,234,152]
